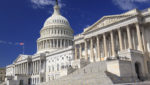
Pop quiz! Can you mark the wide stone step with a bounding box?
[39,61,113,85]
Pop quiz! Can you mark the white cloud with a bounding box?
[113,0,150,10]
[30,0,65,9]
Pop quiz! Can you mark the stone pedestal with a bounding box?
[106,60,138,83]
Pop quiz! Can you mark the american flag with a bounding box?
[19,43,24,46]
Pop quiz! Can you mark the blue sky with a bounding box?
[0,0,150,67]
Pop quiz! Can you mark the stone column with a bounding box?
[90,38,94,62]
[22,64,23,74]
[96,36,100,61]
[45,40,46,48]
[103,34,108,57]
[15,66,16,74]
[53,39,55,48]
[50,40,52,48]
[141,26,147,52]
[79,44,82,59]
[75,45,78,60]
[24,63,26,74]
[34,61,36,74]
[136,23,143,52]
[110,31,115,57]
[21,64,22,74]
[35,61,36,74]
[68,40,70,47]
[18,65,19,74]
[17,65,18,74]
[33,62,35,75]
[35,61,37,74]
[60,39,62,48]
[19,64,21,74]
[15,65,17,74]
[25,63,27,74]
[24,63,25,74]
[24,63,27,74]
[36,61,37,74]
[118,28,123,51]
[42,41,44,49]
[84,39,88,60]
[37,60,39,74]
[57,39,59,48]
[39,60,41,73]
[64,39,66,47]
[27,62,28,75]
[20,64,22,74]
[23,63,25,74]
[127,25,133,49]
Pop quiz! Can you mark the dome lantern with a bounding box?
[53,0,60,15]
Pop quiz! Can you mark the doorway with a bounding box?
[28,78,31,85]
[135,62,143,81]
[19,80,24,85]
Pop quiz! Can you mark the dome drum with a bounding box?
[37,38,73,53]
[40,28,73,38]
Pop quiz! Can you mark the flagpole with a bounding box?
[23,45,24,54]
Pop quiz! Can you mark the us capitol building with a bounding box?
[3,1,150,85]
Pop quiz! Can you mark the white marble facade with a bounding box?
[5,1,150,85]
[74,8,150,80]
[5,2,74,85]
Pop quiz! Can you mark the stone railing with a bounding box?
[106,56,130,61]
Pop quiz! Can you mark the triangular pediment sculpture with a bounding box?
[84,14,133,33]
[14,55,29,63]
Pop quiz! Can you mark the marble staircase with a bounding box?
[40,61,113,85]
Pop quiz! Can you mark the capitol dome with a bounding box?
[37,3,74,53]
[44,10,70,27]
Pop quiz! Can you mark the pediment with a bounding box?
[14,55,29,63]
[84,14,133,33]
